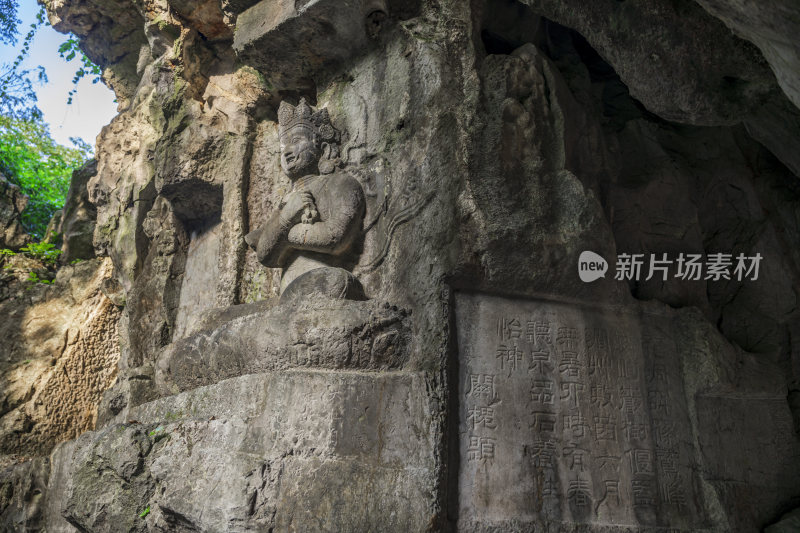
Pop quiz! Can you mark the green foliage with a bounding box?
[0,114,91,240]
[0,3,93,240]
[138,506,151,519]
[26,271,52,284]
[0,6,46,120]
[148,425,171,443]
[2,4,103,115]
[2,244,62,269]
[0,2,100,243]
[163,410,183,421]
[58,36,102,105]
[19,241,61,263]
[0,0,20,46]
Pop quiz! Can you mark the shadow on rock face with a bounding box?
[280,266,366,305]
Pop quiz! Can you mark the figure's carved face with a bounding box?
[280,127,320,179]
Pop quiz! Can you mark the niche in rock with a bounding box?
[173,215,223,340]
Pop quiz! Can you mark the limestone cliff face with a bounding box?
[0,173,30,250]
[2,0,800,531]
[0,257,120,457]
[0,256,121,531]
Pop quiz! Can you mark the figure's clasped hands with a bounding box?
[280,190,318,228]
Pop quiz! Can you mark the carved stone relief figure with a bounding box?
[245,99,366,301]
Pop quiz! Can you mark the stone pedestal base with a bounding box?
[46,370,439,532]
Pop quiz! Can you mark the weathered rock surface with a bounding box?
[233,0,418,91]
[58,159,98,263]
[0,456,48,532]
[0,258,120,457]
[47,370,439,533]
[519,0,773,126]
[3,0,800,531]
[694,0,800,111]
[515,0,800,179]
[766,507,800,533]
[155,298,412,396]
[454,293,800,531]
[0,173,30,251]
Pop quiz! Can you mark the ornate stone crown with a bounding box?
[278,98,339,143]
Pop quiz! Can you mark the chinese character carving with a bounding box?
[561,381,585,409]
[531,411,557,433]
[467,435,497,461]
[496,343,524,373]
[527,320,552,345]
[556,327,579,350]
[599,479,621,507]
[529,438,558,468]
[498,317,522,341]
[563,445,589,471]
[467,407,498,430]
[595,455,620,473]
[623,419,648,441]
[467,374,497,402]
[528,348,552,375]
[630,449,654,475]
[530,379,555,405]
[567,478,592,507]
[563,414,589,440]
[559,352,582,379]
[660,475,687,507]
[590,384,615,408]
[593,415,618,442]
[619,385,643,417]
[657,448,679,474]
[632,479,655,506]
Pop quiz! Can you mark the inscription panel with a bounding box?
[455,292,708,531]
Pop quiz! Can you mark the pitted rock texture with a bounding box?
[233,0,420,91]
[0,258,120,457]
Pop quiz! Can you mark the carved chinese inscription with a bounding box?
[455,293,708,530]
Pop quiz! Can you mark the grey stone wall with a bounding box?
[1,0,799,531]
